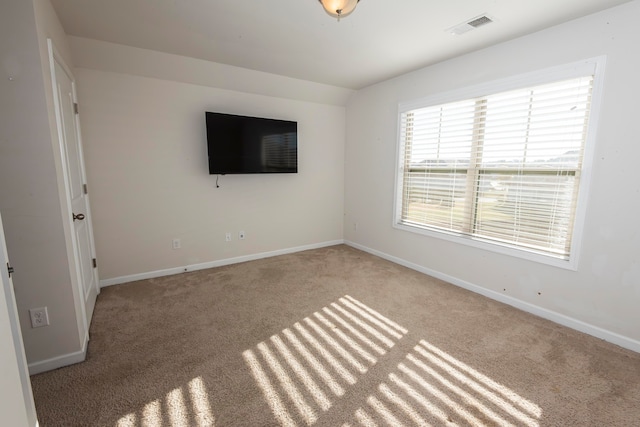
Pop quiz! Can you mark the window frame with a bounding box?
[392,57,606,270]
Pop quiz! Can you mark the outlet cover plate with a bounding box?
[29,307,49,328]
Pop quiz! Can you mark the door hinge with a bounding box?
[83,183,88,194]
[92,258,97,268]
[74,103,79,114]
[7,263,14,278]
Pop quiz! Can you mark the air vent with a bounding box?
[447,14,495,35]
[467,15,493,28]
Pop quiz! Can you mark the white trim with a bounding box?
[569,56,606,270]
[0,213,38,425]
[28,334,88,375]
[100,240,345,288]
[392,223,577,270]
[345,240,640,354]
[69,68,101,304]
[47,38,89,346]
[393,56,607,271]
[398,57,601,113]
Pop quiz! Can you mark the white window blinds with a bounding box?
[397,75,594,260]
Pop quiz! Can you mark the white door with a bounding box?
[0,212,38,427]
[49,40,99,328]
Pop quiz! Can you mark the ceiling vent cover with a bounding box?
[447,14,495,35]
[467,15,493,28]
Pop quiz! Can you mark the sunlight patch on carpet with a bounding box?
[242,295,407,426]
[378,383,430,425]
[258,341,319,424]
[282,327,345,397]
[322,306,386,355]
[243,348,297,427]
[388,372,451,424]
[188,377,216,427]
[354,408,377,426]
[294,321,358,385]
[304,316,368,374]
[418,340,542,418]
[344,295,408,335]
[114,377,216,427]
[352,341,542,426]
[242,294,542,426]
[271,334,332,411]
[166,386,189,426]
[142,399,162,426]
[115,413,136,427]
[330,302,396,348]
[367,395,403,425]
[314,311,377,364]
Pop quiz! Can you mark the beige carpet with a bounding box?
[30,245,640,426]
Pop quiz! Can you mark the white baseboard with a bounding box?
[100,240,345,288]
[28,333,88,375]
[345,240,640,354]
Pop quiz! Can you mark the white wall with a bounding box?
[344,0,640,349]
[0,0,85,367]
[68,37,352,107]
[70,40,347,281]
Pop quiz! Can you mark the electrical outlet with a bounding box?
[29,307,49,328]
[225,232,231,242]
[354,222,358,231]
[172,238,181,250]
[239,231,245,240]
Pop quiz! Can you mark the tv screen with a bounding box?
[206,112,298,174]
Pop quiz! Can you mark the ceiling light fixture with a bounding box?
[318,0,360,21]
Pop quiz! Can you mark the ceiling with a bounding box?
[50,0,632,90]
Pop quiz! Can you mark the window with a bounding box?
[394,59,604,268]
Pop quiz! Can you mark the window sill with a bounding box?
[392,221,579,271]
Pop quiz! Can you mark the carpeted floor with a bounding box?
[30,245,640,426]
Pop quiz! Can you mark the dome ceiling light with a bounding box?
[318,0,360,21]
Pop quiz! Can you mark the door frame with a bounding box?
[0,212,38,426]
[47,38,99,352]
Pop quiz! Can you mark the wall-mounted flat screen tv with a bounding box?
[206,112,298,174]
